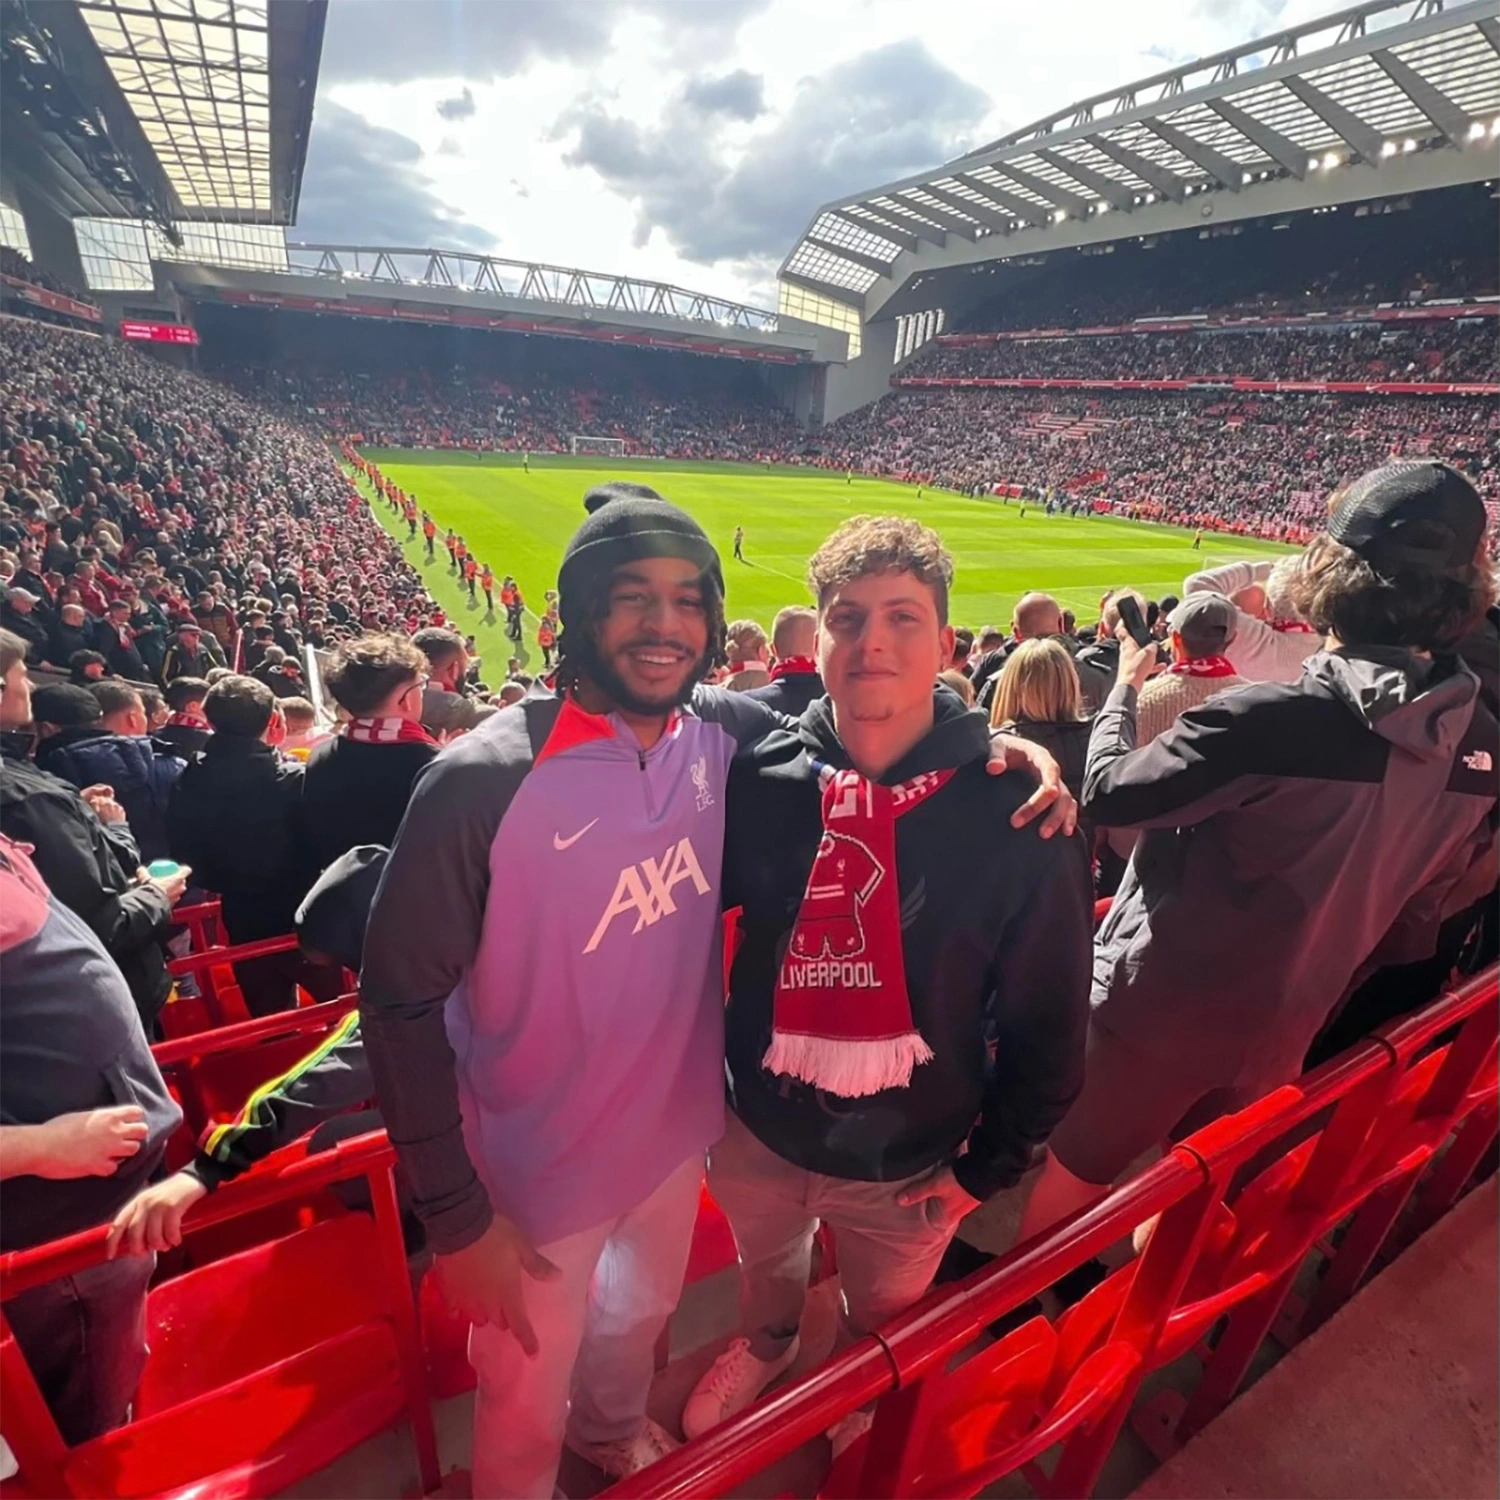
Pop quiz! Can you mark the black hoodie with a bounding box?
[722,690,1092,1201]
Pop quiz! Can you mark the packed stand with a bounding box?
[1,424,1496,1498]
[902,318,1498,386]
[215,348,801,462]
[945,188,1498,331]
[817,388,1499,542]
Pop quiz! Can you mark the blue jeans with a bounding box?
[3,1252,155,1445]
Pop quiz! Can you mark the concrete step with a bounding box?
[1132,1178,1498,1500]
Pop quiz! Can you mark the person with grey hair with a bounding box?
[1183,553,1320,684]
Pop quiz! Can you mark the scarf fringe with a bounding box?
[762,1028,934,1099]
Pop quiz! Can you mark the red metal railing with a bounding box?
[605,966,1498,1499]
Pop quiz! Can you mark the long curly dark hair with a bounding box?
[553,572,728,699]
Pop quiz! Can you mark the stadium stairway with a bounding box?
[1132,1176,1498,1500]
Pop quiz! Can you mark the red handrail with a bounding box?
[602,966,1499,1499]
[151,993,357,1067]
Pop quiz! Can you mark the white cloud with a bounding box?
[304,0,1339,308]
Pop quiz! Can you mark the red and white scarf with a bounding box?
[769,655,819,682]
[1272,620,1317,634]
[764,764,954,1098]
[343,716,438,747]
[164,708,209,731]
[1165,656,1238,678]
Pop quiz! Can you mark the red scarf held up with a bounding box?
[765,764,954,1099]
[769,655,819,682]
[343,716,438,747]
[1165,656,1238,678]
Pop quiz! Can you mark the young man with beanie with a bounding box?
[1021,460,1500,1240]
[682,517,1091,1448]
[1133,593,1246,746]
[360,483,1074,1498]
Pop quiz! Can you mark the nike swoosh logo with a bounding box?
[553,819,599,851]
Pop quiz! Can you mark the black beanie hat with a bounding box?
[556,482,723,630]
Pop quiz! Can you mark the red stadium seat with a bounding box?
[0,1133,438,1500]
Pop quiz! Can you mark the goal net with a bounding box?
[569,434,627,456]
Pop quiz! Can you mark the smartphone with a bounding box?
[1116,594,1154,648]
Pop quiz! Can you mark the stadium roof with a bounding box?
[0,0,324,229]
[780,0,1500,321]
[165,243,839,362]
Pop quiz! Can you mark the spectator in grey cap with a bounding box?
[1134,593,1246,747]
[1019,460,1499,1242]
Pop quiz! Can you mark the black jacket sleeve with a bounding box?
[954,837,1092,1200]
[186,1013,371,1189]
[1083,682,1260,829]
[5,784,172,958]
[359,741,520,1254]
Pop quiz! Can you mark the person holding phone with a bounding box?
[1132,595,1245,747]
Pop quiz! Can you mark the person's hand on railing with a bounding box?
[435,1214,562,1359]
[0,1105,148,1181]
[106,1171,210,1257]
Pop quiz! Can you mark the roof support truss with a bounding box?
[1371,47,1477,144]
[888,193,980,239]
[1033,148,1136,209]
[916,181,1022,232]
[953,171,1049,225]
[829,208,918,253]
[1282,74,1386,162]
[858,204,947,247]
[1207,96,1310,176]
[999,164,1094,219]
[1082,134,1188,201]
[1143,118,1244,189]
[804,236,895,277]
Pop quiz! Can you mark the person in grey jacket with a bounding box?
[1020,461,1499,1239]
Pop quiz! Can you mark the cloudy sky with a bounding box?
[296,0,1334,310]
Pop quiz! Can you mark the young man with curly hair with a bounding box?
[359,486,1076,1497]
[683,516,1092,1452]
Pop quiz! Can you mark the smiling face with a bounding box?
[817,569,954,728]
[583,556,714,716]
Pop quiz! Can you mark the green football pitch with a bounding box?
[353,449,1295,673]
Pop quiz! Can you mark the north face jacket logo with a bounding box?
[583,837,712,953]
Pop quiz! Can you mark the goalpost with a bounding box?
[569,434,627,456]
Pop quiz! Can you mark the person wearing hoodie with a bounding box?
[1020,461,1500,1241]
[682,517,1091,1449]
[35,681,184,864]
[358,487,1076,1500]
[165,675,316,1016]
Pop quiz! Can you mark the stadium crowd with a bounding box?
[902,317,1498,385]
[1,285,1497,1500]
[222,356,802,461]
[818,388,1499,541]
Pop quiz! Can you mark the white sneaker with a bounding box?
[827,1406,873,1461]
[681,1335,801,1440]
[567,1417,679,1479]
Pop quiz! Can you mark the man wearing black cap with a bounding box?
[1020,460,1499,1240]
[360,482,1074,1497]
